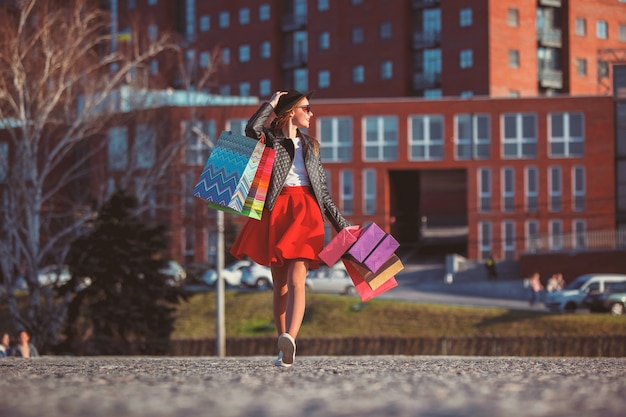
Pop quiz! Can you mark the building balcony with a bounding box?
[413,31,441,49]
[413,0,440,8]
[538,0,562,7]
[538,68,563,89]
[413,72,441,90]
[281,14,307,31]
[537,28,562,48]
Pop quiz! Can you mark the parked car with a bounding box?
[201,260,250,287]
[240,263,273,290]
[582,281,626,315]
[543,273,626,312]
[305,263,357,296]
[160,260,187,287]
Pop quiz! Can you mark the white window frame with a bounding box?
[340,170,353,215]
[525,166,539,212]
[573,220,586,250]
[549,112,584,157]
[318,116,352,162]
[502,221,516,260]
[549,220,563,251]
[549,166,562,212]
[525,220,539,252]
[478,167,491,212]
[363,169,376,215]
[408,115,444,161]
[478,221,492,260]
[502,113,537,159]
[572,166,585,212]
[454,114,490,160]
[502,167,515,212]
[363,116,398,162]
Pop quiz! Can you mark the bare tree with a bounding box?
[0,0,186,349]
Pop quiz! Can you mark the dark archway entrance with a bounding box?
[389,169,468,260]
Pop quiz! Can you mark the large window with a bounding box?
[525,220,539,252]
[319,117,352,162]
[455,114,490,160]
[572,166,585,211]
[502,113,537,158]
[340,170,353,214]
[363,116,398,161]
[363,169,376,215]
[596,20,608,39]
[478,168,491,212]
[478,221,492,260]
[502,221,516,260]
[318,70,330,88]
[107,127,128,171]
[549,166,562,212]
[239,45,250,62]
[219,11,230,29]
[525,166,539,212]
[259,4,270,21]
[460,49,473,69]
[549,220,563,250]
[502,167,515,212]
[353,65,364,83]
[183,120,215,165]
[549,112,584,157]
[260,41,271,59]
[575,17,586,36]
[133,125,155,169]
[573,220,586,249]
[380,61,393,80]
[319,32,330,49]
[239,7,250,25]
[459,8,472,27]
[409,115,444,160]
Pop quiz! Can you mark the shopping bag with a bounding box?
[207,144,275,219]
[318,225,360,266]
[342,258,398,302]
[348,254,404,290]
[346,222,400,274]
[192,131,265,211]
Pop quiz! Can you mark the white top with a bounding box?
[284,137,311,187]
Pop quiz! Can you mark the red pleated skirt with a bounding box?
[230,186,324,269]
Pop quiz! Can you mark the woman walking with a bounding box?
[231,89,350,367]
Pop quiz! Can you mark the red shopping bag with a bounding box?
[318,226,360,266]
[342,258,398,302]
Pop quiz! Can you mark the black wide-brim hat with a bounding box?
[273,89,315,116]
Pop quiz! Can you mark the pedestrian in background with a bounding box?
[230,89,350,368]
[528,273,544,306]
[0,332,11,358]
[484,255,497,280]
[11,330,39,358]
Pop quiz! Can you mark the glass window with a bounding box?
[319,32,330,49]
[318,70,330,88]
[107,127,128,171]
[502,167,515,212]
[508,50,520,68]
[380,22,392,39]
[549,166,562,212]
[455,114,490,160]
[352,27,363,44]
[597,20,608,39]
[259,79,270,97]
[576,58,587,76]
[479,221,492,260]
[573,220,586,249]
[318,0,329,11]
[478,168,491,212]
[183,120,216,165]
[502,113,537,159]
[239,8,250,25]
[459,8,472,27]
[525,167,539,213]
[381,61,392,80]
[526,220,539,252]
[502,221,516,260]
[185,0,195,42]
[363,116,398,161]
[572,166,585,212]
[219,85,231,95]
[363,169,376,215]
[460,49,473,69]
[200,52,210,68]
[219,12,230,28]
[259,4,270,21]
[227,119,247,135]
[150,59,158,75]
[409,115,444,160]
[239,45,250,62]
[239,82,250,96]
[507,8,519,27]
[340,170,353,214]
[319,117,352,162]
[148,24,157,40]
[0,142,8,182]
[222,48,230,64]
[620,24,626,42]
[294,68,308,92]
[549,220,563,250]
[549,112,584,157]
[260,41,271,58]
[200,15,210,32]
[353,65,364,83]
[575,17,586,36]
[134,124,155,169]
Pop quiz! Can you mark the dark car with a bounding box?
[582,281,626,315]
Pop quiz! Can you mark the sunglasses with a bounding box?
[297,104,312,113]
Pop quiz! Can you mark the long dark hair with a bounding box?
[270,99,320,154]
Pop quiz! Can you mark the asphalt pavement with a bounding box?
[1,355,624,417]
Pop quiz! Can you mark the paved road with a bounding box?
[0,356,624,417]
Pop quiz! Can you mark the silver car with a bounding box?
[305,263,357,296]
[240,263,273,290]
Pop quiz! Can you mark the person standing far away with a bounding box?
[484,254,497,280]
[528,273,544,306]
[230,89,351,367]
[11,330,39,358]
[0,332,11,358]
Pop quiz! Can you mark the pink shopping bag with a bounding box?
[342,258,398,302]
[318,225,360,266]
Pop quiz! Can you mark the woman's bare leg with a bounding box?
[285,259,309,338]
[271,265,289,335]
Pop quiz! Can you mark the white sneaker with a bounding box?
[277,333,296,366]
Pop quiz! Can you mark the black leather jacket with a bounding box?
[245,102,350,232]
